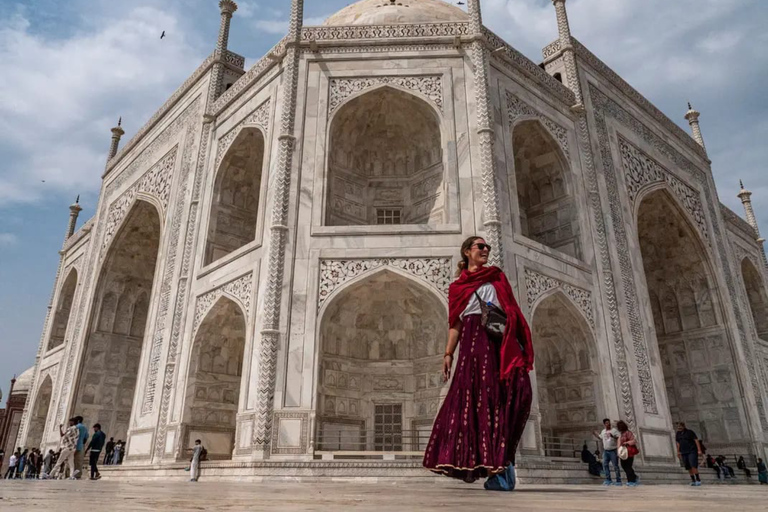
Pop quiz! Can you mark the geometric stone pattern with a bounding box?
[525,269,594,328]
[318,258,451,309]
[506,91,569,158]
[329,75,443,114]
[193,272,254,335]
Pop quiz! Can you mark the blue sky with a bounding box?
[1,0,767,400]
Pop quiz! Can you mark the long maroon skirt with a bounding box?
[423,314,532,480]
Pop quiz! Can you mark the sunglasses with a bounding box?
[472,243,492,252]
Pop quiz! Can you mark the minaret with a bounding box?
[108,117,125,161]
[210,1,238,102]
[551,0,584,110]
[738,180,766,260]
[685,102,707,153]
[65,196,83,242]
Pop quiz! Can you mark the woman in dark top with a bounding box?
[757,458,767,484]
[423,237,534,491]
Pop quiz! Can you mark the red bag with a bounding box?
[627,445,640,457]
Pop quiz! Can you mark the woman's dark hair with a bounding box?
[616,420,629,432]
[457,236,483,276]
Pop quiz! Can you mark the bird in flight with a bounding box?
[457,1,465,5]
[160,31,166,39]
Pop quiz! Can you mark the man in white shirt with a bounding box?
[593,418,622,486]
[4,451,18,479]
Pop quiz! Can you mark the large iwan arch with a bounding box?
[325,87,445,227]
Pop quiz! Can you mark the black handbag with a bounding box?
[475,291,507,345]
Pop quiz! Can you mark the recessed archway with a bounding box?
[205,127,265,265]
[317,270,446,452]
[48,269,78,351]
[182,296,246,460]
[531,292,599,456]
[326,87,445,226]
[73,200,162,442]
[26,375,53,449]
[512,120,580,259]
[638,189,744,445]
[741,258,768,340]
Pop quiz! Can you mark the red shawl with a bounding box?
[448,266,533,377]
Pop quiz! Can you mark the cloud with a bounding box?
[253,15,329,34]
[0,5,203,206]
[0,233,18,246]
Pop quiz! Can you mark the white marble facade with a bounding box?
[16,0,768,472]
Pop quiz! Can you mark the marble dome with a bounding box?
[323,0,468,26]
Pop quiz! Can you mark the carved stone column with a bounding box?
[551,0,584,110]
[685,102,707,153]
[252,0,303,456]
[107,118,125,162]
[739,180,767,266]
[467,0,502,267]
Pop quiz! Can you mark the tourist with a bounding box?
[16,449,28,479]
[757,458,767,484]
[112,440,123,465]
[25,449,38,479]
[675,422,703,486]
[423,237,534,491]
[617,421,639,486]
[737,456,752,478]
[581,443,602,477]
[716,455,735,478]
[42,449,54,478]
[593,419,622,486]
[0,448,4,469]
[74,416,89,479]
[50,418,80,480]
[4,449,19,479]
[84,423,106,480]
[104,437,115,465]
[189,439,203,482]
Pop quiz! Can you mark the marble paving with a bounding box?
[0,480,766,511]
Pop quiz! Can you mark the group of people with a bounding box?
[3,448,57,479]
[592,419,641,486]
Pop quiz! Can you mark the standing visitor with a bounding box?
[112,441,123,465]
[616,420,639,486]
[0,448,4,469]
[423,237,534,491]
[189,439,203,482]
[15,449,28,479]
[84,424,106,480]
[73,416,89,479]
[42,450,54,478]
[757,458,767,484]
[25,449,38,479]
[4,449,19,479]
[104,437,115,465]
[675,422,703,486]
[593,419,622,486]
[50,418,80,480]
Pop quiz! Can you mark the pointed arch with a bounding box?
[182,296,246,460]
[26,374,53,450]
[48,268,78,351]
[325,86,445,226]
[74,199,162,443]
[741,257,768,340]
[205,126,266,265]
[511,118,581,259]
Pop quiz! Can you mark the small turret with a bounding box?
[685,102,707,153]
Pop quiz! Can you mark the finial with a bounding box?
[118,116,122,127]
[75,195,80,204]
[740,180,745,190]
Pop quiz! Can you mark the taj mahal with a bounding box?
[10,0,768,481]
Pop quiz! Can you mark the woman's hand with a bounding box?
[443,354,453,382]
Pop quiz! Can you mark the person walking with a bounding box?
[103,438,115,466]
[50,418,80,480]
[675,422,703,486]
[42,450,54,478]
[617,420,639,486]
[73,416,89,479]
[423,237,534,491]
[189,439,203,482]
[757,458,767,484]
[4,449,19,479]
[84,424,106,480]
[593,419,622,486]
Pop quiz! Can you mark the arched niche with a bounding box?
[317,270,446,452]
[512,120,581,259]
[74,200,161,443]
[183,296,246,460]
[741,258,768,340]
[205,127,265,265]
[531,292,599,455]
[326,87,445,227]
[637,189,742,445]
[48,269,78,351]
[26,375,53,449]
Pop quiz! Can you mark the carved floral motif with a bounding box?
[329,76,443,114]
[193,273,254,334]
[525,269,594,327]
[506,92,570,157]
[216,99,272,169]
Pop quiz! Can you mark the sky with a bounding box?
[0,0,766,402]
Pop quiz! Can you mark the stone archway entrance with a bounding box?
[73,200,161,442]
[182,296,246,460]
[26,375,53,450]
[638,189,746,446]
[49,269,78,351]
[316,271,446,455]
[532,292,600,457]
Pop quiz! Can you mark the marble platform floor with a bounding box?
[0,479,766,511]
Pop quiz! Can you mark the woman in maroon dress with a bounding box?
[423,236,534,490]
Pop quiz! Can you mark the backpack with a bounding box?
[200,446,208,461]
